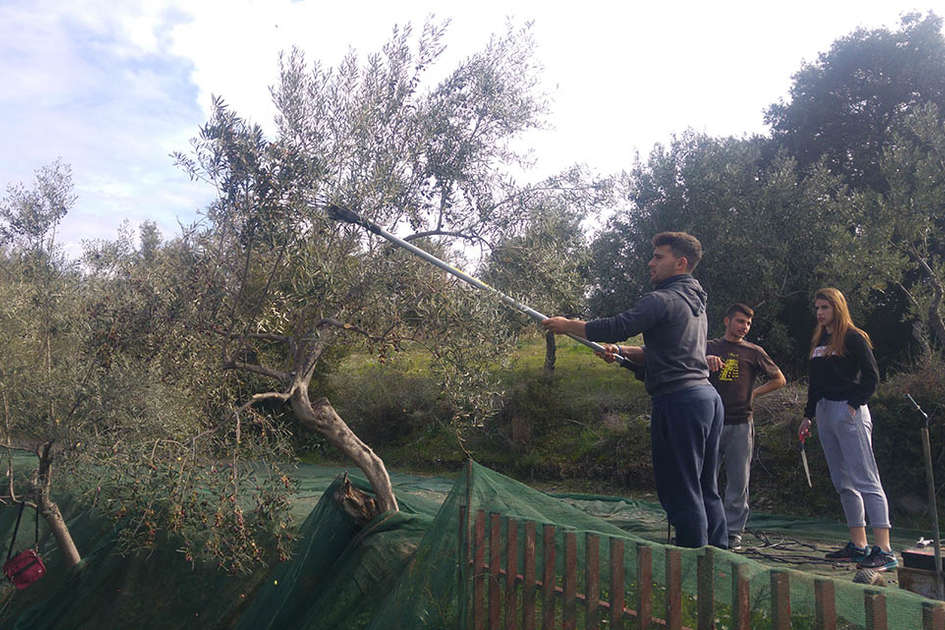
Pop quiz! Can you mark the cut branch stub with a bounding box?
[334,473,382,526]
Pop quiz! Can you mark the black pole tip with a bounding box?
[326,204,361,225]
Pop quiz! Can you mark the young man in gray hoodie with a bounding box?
[543,232,726,548]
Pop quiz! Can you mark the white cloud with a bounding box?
[0,0,212,250]
[0,0,937,253]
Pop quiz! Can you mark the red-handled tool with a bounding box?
[799,429,813,488]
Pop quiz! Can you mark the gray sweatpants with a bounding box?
[816,399,891,529]
[718,421,753,535]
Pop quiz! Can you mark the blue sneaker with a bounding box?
[857,546,898,571]
[825,541,870,562]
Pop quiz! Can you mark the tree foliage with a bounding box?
[481,167,611,371]
[589,132,854,368]
[0,159,76,249]
[0,160,86,565]
[173,21,561,512]
[78,223,296,572]
[766,12,945,192]
[0,161,295,573]
[835,103,945,352]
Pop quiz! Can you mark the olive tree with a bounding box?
[0,160,83,565]
[75,221,298,572]
[175,21,556,515]
[0,159,294,572]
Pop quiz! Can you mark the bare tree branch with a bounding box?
[315,318,381,339]
[213,329,292,344]
[244,390,294,406]
[221,360,290,382]
[403,229,485,243]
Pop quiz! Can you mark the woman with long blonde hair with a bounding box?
[797,288,895,571]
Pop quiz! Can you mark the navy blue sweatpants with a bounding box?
[651,384,727,548]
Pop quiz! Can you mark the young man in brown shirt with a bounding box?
[706,303,786,550]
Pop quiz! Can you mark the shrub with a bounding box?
[325,363,457,447]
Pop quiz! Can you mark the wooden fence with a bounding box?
[462,508,945,630]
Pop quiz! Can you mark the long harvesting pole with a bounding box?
[326,204,633,367]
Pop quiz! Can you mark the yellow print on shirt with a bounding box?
[719,356,739,382]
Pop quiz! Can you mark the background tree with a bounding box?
[482,167,611,374]
[765,12,945,193]
[764,12,945,360]
[835,103,945,354]
[0,159,83,566]
[588,132,854,370]
[76,222,295,572]
[0,161,293,573]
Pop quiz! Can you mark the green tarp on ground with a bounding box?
[0,459,937,629]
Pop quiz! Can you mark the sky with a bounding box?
[0,0,939,255]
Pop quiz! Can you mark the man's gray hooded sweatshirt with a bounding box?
[584,274,710,397]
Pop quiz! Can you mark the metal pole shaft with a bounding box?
[922,425,945,600]
[343,210,633,366]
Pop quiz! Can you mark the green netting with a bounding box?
[0,490,267,629]
[0,457,939,629]
[369,461,937,629]
[0,459,448,629]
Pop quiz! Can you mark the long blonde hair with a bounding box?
[809,288,873,357]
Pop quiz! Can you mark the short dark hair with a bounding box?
[651,232,703,271]
[725,303,754,319]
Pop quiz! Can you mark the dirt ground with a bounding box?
[733,529,900,586]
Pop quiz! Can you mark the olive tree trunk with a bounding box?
[543,331,557,376]
[289,380,398,515]
[36,442,81,568]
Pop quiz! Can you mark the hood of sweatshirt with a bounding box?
[656,274,707,316]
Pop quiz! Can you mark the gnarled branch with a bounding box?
[222,360,290,383]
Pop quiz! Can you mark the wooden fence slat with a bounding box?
[586,533,600,630]
[666,548,682,630]
[610,538,625,630]
[814,578,837,630]
[638,543,653,630]
[923,601,945,630]
[523,522,537,630]
[696,547,715,630]
[564,531,577,630]
[460,506,467,559]
[474,510,487,630]
[542,524,556,630]
[865,590,888,630]
[732,562,750,630]
[459,505,467,626]
[465,505,933,630]
[697,547,715,630]
[489,513,502,630]
[505,518,519,630]
[771,570,790,630]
